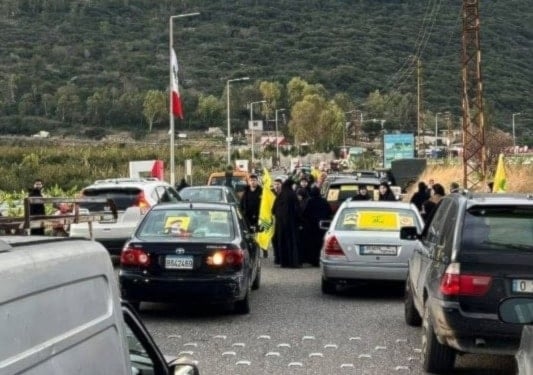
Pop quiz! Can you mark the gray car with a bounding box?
[179,185,239,204]
[320,200,424,294]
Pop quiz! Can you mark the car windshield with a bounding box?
[137,208,234,239]
[334,207,418,231]
[180,188,223,202]
[461,206,533,251]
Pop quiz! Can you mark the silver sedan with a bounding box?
[320,200,424,294]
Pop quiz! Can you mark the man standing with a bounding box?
[240,174,265,257]
[28,179,45,235]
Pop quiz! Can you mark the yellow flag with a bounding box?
[311,166,321,183]
[256,168,275,250]
[492,153,507,193]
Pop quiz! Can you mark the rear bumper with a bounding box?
[119,272,246,304]
[429,297,522,355]
[321,259,408,282]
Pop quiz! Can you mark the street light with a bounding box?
[169,12,199,186]
[512,112,521,148]
[275,108,286,164]
[249,100,266,165]
[435,112,441,148]
[226,77,250,165]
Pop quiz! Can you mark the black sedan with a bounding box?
[119,202,261,314]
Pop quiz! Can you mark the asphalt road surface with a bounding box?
[126,257,517,375]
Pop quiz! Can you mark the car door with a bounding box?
[235,208,258,279]
[413,199,452,302]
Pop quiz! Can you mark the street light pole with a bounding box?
[226,77,250,165]
[249,100,266,165]
[434,112,441,148]
[512,112,521,148]
[169,12,199,186]
[275,108,285,165]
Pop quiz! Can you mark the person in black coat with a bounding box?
[352,186,372,201]
[410,181,429,212]
[301,187,332,266]
[240,174,262,229]
[28,179,45,235]
[272,178,302,268]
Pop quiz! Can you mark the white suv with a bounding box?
[69,178,181,255]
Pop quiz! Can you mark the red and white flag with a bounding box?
[171,48,184,119]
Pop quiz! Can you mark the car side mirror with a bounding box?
[319,220,331,230]
[498,297,533,324]
[400,226,419,240]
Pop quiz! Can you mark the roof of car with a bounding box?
[342,200,415,209]
[150,202,234,211]
[84,178,170,189]
[180,185,231,191]
[327,177,384,186]
[452,192,533,206]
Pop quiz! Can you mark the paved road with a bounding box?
[129,257,516,375]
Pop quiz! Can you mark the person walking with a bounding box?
[422,183,446,223]
[377,182,397,201]
[301,187,332,266]
[240,174,265,257]
[271,177,283,264]
[272,178,302,268]
[28,179,45,235]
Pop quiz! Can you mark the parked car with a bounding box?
[498,297,533,374]
[319,200,424,294]
[401,192,533,374]
[119,202,261,314]
[69,178,181,255]
[0,236,198,375]
[179,185,239,204]
[207,171,251,199]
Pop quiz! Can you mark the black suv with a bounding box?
[401,192,533,373]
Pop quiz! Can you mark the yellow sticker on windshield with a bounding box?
[357,211,399,230]
[340,185,358,191]
[327,189,339,201]
[165,216,191,230]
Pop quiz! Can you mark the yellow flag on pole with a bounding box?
[492,153,507,193]
[256,168,275,250]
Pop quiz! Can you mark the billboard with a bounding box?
[383,133,415,168]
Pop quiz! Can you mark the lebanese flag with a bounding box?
[171,48,184,119]
[151,160,164,180]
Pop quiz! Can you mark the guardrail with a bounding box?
[0,197,117,238]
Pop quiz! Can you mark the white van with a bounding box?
[0,236,198,375]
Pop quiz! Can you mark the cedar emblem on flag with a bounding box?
[171,48,184,119]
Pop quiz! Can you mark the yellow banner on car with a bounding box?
[357,211,399,230]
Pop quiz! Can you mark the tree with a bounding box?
[196,94,224,127]
[259,81,282,116]
[55,84,80,123]
[142,90,166,132]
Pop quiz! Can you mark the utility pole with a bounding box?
[461,0,486,190]
[416,57,425,158]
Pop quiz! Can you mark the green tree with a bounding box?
[142,90,166,132]
[55,84,80,123]
[196,94,224,127]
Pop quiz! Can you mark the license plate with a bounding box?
[360,245,397,256]
[165,255,193,270]
[512,279,533,293]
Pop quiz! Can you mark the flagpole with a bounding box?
[169,13,199,186]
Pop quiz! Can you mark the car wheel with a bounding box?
[321,277,336,294]
[404,277,422,326]
[422,303,456,373]
[234,292,250,314]
[251,263,261,290]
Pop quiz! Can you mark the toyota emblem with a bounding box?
[175,248,185,254]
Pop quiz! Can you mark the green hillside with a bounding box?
[0,0,531,145]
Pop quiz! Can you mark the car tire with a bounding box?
[404,277,422,326]
[422,304,456,374]
[321,277,336,294]
[251,263,261,290]
[234,292,251,314]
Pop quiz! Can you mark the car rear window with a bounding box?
[326,184,376,202]
[460,206,533,252]
[335,207,418,231]
[80,187,142,211]
[137,209,234,239]
[180,189,223,202]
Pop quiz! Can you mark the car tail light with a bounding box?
[135,191,151,214]
[121,246,151,267]
[206,249,244,267]
[440,262,492,296]
[324,235,345,257]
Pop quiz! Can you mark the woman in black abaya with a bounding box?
[272,178,302,268]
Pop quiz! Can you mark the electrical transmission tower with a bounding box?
[461,0,486,190]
